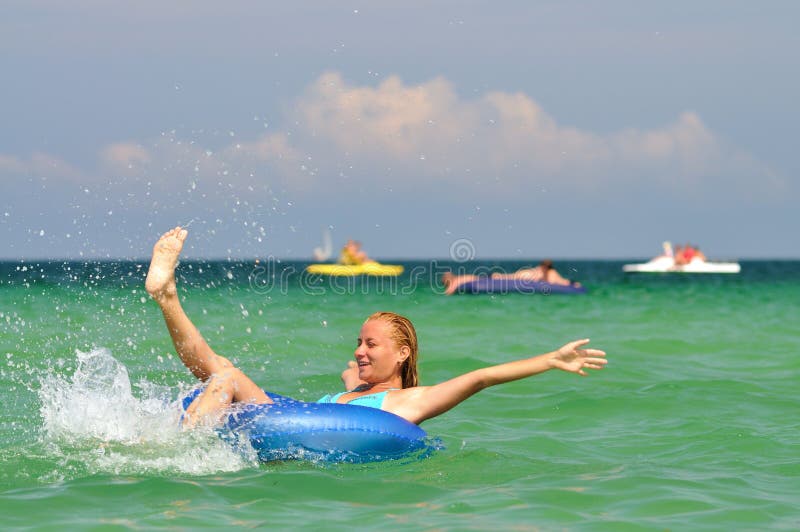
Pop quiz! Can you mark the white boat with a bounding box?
[623,256,741,274]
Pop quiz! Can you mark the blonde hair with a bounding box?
[366,311,419,388]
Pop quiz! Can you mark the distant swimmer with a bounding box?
[441,260,579,295]
[145,227,607,428]
[490,260,577,286]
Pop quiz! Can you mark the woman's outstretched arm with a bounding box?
[386,339,607,424]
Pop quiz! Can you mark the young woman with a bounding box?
[146,227,607,427]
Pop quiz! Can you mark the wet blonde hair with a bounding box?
[366,311,419,388]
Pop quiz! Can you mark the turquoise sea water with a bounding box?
[1,259,798,529]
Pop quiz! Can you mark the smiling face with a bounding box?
[355,319,409,385]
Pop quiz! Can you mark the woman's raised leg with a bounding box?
[145,227,226,380]
[145,227,271,425]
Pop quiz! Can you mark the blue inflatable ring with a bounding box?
[182,389,429,462]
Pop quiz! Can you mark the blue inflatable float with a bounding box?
[182,389,429,463]
[458,278,586,295]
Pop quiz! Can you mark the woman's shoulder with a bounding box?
[383,386,427,403]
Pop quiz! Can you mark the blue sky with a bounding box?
[2,1,798,260]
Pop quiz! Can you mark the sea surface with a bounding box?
[1,259,798,530]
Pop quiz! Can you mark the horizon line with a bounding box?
[1,255,798,263]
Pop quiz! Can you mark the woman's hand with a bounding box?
[341,360,365,390]
[550,339,607,376]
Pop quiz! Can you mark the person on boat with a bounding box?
[695,247,707,262]
[490,260,576,286]
[338,239,371,265]
[146,227,607,427]
[674,244,707,266]
[674,244,692,266]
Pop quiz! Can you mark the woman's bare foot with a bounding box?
[145,227,188,301]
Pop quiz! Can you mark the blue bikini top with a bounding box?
[317,389,397,410]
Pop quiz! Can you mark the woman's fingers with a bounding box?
[583,356,608,364]
[571,338,591,348]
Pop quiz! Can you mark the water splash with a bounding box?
[40,348,140,442]
[37,348,258,476]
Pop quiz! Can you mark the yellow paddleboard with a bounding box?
[305,262,404,276]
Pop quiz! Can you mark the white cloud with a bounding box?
[0,154,27,174]
[297,73,475,160]
[285,72,773,197]
[101,142,151,167]
[3,72,778,202]
[94,131,311,201]
[224,133,310,188]
[0,152,85,183]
